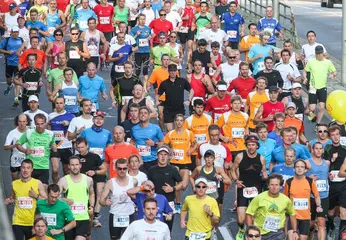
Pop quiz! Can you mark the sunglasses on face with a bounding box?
[228,56,236,59]
[71,33,79,35]
[55,34,62,36]
[117,167,128,171]
[160,14,166,16]
[318,130,328,133]
[247,234,260,238]
[195,185,207,189]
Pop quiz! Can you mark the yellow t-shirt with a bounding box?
[239,35,261,61]
[13,178,40,226]
[182,195,220,239]
[164,129,195,164]
[29,236,54,240]
[246,90,269,129]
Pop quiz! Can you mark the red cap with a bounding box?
[93,111,105,118]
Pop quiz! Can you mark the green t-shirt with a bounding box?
[47,68,78,87]
[195,12,211,37]
[305,58,336,89]
[246,191,295,235]
[36,199,75,240]
[17,129,55,169]
[150,45,177,69]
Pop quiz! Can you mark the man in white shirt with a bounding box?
[164,1,182,31]
[126,0,144,31]
[23,95,49,129]
[301,30,328,64]
[199,15,228,53]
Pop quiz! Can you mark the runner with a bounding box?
[194,1,211,39]
[149,9,173,46]
[271,147,295,185]
[281,83,309,121]
[239,23,260,62]
[205,81,231,122]
[231,135,267,240]
[139,0,155,26]
[120,103,140,142]
[70,0,97,32]
[113,0,129,31]
[45,0,66,43]
[309,123,332,148]
[150,32,178,69]
[212,50,239,87]
[189,39,211,75]
[267,112,285,146]
[179,0,195,62]
[255,56,284,89]
[29,218,55,240]
[45,29,65,70]
[127,155,147,185]
[94,0,114,42]
[23,95,49,129]
[2,3,20,38]
[199,16,228,53]
[283,102,308,144]
[256,122,276,176]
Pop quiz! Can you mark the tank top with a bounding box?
[239,152,262,188]
[4,13,20,37]
[85,30,101,57]
[262,101,285,131]
[288,95,306,118]
[181,7,195,27]
[114,6,129,25]
[60,81,79,114]
[110,177,135,216]
[166,43,182,69]
[306,158,329,199]
[46,10,61,36]
[66,174,89,221]
[200,166,219,199]
[12,178,40,226]
[65,40,84,63]
[50,42,64,69]
[125,97,146,120]
[190,73,207,99]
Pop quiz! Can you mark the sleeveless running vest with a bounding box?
[66,174,89,221]
[60,81,79,114]
[110,177,135,216]
[125,98,146,120]
[85,30,101,57]
[239,152,262,188]
[200,166,219,199]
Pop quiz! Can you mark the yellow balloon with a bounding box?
[326,90,346,123]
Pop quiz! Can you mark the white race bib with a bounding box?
[91,103,97,112]
[65,95,77,106]
[199,27,207,34]
[69,50,80,59]
[257,61,265,71]
[138,145,151,157]
[209,67,216,76]
[90,148,104,158]
[41,213,57,226]
[113,215,129,227]
[330,170,345,182]
[340,137,346,146]
[243,187,258,198]
[11,153,26,167]
[18,197,33,209]
[138,39,149,47]
[27,82,38,91]
[293,198,309,210]
[263,215,280,232]
[79,20,88,29]
[316,180,327,192]
[31,146,45,157]
[195,134,207,144]
[100,17,110,24]
[168,201,176,213]
[121,96,133,106]
[227,30,237,38]
[232,128,244,138]
[114,65,125,73]
[70,202,87,214]
[189,232,206,240]
[295,113,304,121]
[172,149,184,160]
[54,56,59,65]
[53,130,65,141]
[179,26,189,33]
[206,181,217,194]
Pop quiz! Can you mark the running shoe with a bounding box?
[236,228,244,240]
[4,83,13,96]
[13,99,19,107]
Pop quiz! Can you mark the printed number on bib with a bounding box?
[114,65,125,72]
[206,181,217,194]
[113,215,130,227]
[263,215,280,232]
[179,26,189,33]
[54,56,59,65]
[340,137,346,146]
[139,39,149,47]
[199,27,207,34]
[189,232,207,240]
[69,50,80,59]
[316,180,327,192]
[172,149,184,160]
[48,27,55,35]
[53,130,65,141]
[330,170,345,182]
[65,96,77,106]
[100,17,110,24]
[138,145,151,157]
[168,201,176,213]
[79,21,88,29]
[18,197,33,209]
[90,148,104,158]
[71,202,86,214]
[195,134,206,144]
[31,146,45,157]
[27,82,38,91]
[41,213,57,226]
[257,61,265,71]
[293,198,308,210]
[243,187,258,198]
[11,153,25,167]
[232,128,244,138]
[227,30,237,38]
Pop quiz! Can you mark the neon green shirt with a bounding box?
[47,68,78,87]
[150,45,177,69]
[305,58,336,89]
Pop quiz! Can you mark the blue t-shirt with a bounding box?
[271,144,309,164]
[111,44,133,65]
[151,3,162,18]
[131,123,164,162]
[49,111,75,145]
[306,158,329,199]
[78,74,107,109]
[0,37,23,66]
[221,12,245,42]
[272,163,294,192]
[257,17,283,44]
[294,143,312,159]
[258,138,276,174]
[74,9,97,31]
[79,127,112,160]
[134,192,173,221]
[248,43,276,75]
[268,131,282,147]
[130,26,151,54]
[46,11,62,42]
[19,1,31,16]
[25,21,48,39]
[309,139,332,149]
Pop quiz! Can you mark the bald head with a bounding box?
[113,126,125,143]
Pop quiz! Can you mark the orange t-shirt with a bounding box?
[19,49,46,69]
[164,129,195,165]
[284,116,304,142]
[105,143,139,178]
[246,90,269,129]
[148,67,169,101]
[283,177,319,220]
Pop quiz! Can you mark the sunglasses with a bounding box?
[318,130,328,133]
[71,33,79,35]
[247,234,260,238]
[195,185,207,189]
[117,167,128,171]
[228,56,236,59]
[160,14,166,16]
[55,34,62,36]
[170,36,177,38]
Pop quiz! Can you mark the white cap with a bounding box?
[28,95,39,102]
[286,102,297,109]
[195,177,208,186]
[217,84,227,91]
[11,26,19,32]
[292,83,302,89]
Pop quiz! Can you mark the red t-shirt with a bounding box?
[149,19,173,43]
[0,0,15,14]
[205,95,231,122]
[94,4,114,33]
[262,101,285,131]
[57,0,70,12]
[227,76,256,100]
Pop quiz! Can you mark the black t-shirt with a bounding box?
[120,119,140,142]
[255,70,284,88]
[192,50,211,75]
[77,152,102,173]
[148,164,183,202]
[158,77,191,111]
[112,75,141,101]
[18,67,42,96]
[215,4,229,16]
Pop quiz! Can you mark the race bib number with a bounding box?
[340,137,346,146]
[114,65,125,73]
[138,39,149,47]
[70,202,86,214]
[31,146,45,157]
[199,27,207,34]
[18,197,33,209]
[232,128,244,138]
[48,27,55,35]
[209,67,216,76]
[100,17,110,24]
[243,187,258,198]
[227,30,237,38]
[69,50,80,59]
[195,134,206,144]
[138,145,151,157]
[295,113,303,121]
[172,149,184,160]
[263,215,280,232]
[79,20,88,29]
[11,153,26,167]
[316,180,327,192]
[91,103,97,112]
[53,130,65,141]
[214,113,222,122]
[65,95,77,106]
[293,198,308,210]
[90,148,104,158]
[41,213,57,226]
[179,26,189,33]
[27,82,38,91]
[113,215,129,227]
[189,232,206,240]
[330,170,345,182]
[206,181,217,194]
[257,61,265,71]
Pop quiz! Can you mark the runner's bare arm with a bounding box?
[146,99,158,119]
[49,82,62,102]
[87,177,95,208]
[38,181,47,199]
[230,154,242,180]
[246,213,254,226]
[338,157,346,178]
[217,167,232,185]
[99,180,112,206]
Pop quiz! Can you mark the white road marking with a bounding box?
[219,226,234,240]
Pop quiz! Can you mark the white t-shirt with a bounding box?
[19,27,30,43]
[220,62,240,87]
[199,142,231,168]
[67,116,93,136]
[166,11,182,28]
[5,128,26,167]
[274,62,301,91]
[127,171,148,185]
[140,8,155,26]
[110,34,136,46]
[24,109,49,129]
[121,219,171,240]
[199,28,228,52]
[301,42,327,63]
[126,0,144,21]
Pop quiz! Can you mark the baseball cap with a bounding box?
[286,102,297,109]
[28,95,39,102]
[315,45,324,54]
[168,64,177,72]
[157,145,170,154]
[204,149,215,158]
[195,177,208,186]
[93,111,105,118]
[11,26,19,32]
[9,3,17,10]
[268,86,279,92]
[217,82,227,91]
[292,83,302,89]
